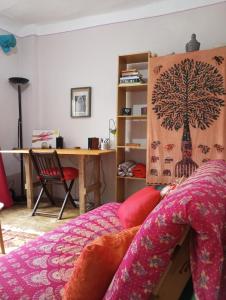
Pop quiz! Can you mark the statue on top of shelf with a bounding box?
[185,34,200,52]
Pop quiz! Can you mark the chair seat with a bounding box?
[62,167,79,180]
[41,167,79,181]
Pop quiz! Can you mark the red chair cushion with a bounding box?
[63,167,79,180]
[41,167,78,181]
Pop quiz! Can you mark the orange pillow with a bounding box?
[63,226,140,300]
[117,186,161,228]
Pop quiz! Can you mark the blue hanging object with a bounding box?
[0,34,16,53]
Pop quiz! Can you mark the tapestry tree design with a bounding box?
[152,58,225,177]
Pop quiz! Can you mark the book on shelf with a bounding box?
[121,69,142,77]
[120,75,142,80]
[119,78,143,84]
[121,68,137,74]
[121,68,143,78]
[121,71,142,77]
[120,68,145,84]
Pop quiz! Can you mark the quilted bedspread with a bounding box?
[1,160,226,300]
[0,203,122,299]
[104,160,226,300]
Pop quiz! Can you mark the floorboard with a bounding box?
[0,201,79,233]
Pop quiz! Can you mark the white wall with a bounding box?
[2,2,226,201]
[0,29,20,181]
[18,36,40,147]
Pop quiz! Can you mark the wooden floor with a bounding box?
[0,201,80,233]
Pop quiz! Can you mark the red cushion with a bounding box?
[62,167,79,180]
[41,167,78,181]
[117,186,161,228]
[63,226,140,300]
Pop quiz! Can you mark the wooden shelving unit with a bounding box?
[116,52,151,201]
[118,83,148,91]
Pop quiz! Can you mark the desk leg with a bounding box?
[24,154,34,209]
[78,155,86,214]
[93,156,101,208]
[78,155,101,215]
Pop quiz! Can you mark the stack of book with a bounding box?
[119,69,144,84]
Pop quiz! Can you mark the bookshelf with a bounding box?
[116,52,151,201]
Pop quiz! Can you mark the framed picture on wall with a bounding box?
[71,87,91,118]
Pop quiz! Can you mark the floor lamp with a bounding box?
[9,77,29,202]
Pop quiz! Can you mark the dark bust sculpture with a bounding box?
[186,34,200,52]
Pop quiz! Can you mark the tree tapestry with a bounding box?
[147,47,226,185]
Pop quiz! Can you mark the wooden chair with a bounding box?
[29,149,79,220]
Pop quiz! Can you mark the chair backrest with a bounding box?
[29,149,64,181]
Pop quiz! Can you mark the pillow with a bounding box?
[117,186,160,228]
[63,225,140,300]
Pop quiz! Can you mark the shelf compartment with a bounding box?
[117,176,146,181]
[119,52,149,64]
[118,83,147,91]
[117,115,147,120]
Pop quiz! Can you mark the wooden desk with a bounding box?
[0,148,115,215]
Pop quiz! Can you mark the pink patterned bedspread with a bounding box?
[0,203,122,300]
[104,160,226,300]
[1,160,226,300]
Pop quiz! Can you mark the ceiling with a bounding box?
[0,0,224,37]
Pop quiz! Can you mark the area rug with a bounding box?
[1,225,43,254]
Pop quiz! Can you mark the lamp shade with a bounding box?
[9,77,29,85]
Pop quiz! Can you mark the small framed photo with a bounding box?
[71,87,91,118]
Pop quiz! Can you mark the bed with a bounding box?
[0,160,226,300]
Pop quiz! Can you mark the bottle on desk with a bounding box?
[56,136,64,149]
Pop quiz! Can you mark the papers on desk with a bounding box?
[32,129,59,149]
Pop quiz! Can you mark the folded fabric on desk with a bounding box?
[132,163,146,178]
[118,161,136,177]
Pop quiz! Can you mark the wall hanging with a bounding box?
[147,46,226,184]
